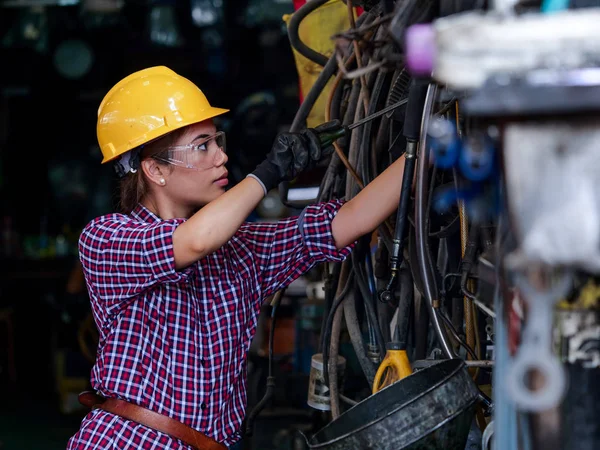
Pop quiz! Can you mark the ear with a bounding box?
[141,158,166,187]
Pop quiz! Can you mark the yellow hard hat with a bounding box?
[97,66,229,163]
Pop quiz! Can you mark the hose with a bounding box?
[287,0,330,67]
[414,83,456,359]
[352,250,386,359]
[245,289,285,436]
[344,289,377,386]
[363,245,381,355]
[379,140,417,304]
[360,68,390,187]
[321,261,354,386]
[289,9,374,132]
[290,50,339,133]
[317,262,341,353]
[346,0,371,113]
[396,267,414,349]
[328,279,346,419]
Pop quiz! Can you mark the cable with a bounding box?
[321,263,354,386]
[344,289,377,386]
[414,83,456,359]
[289,9,374,132]
[437,309,478,360]
[347,1,371,113]
[245,289,285,436]
[290,50,339,133]
[287,0,330,67]
[317,262,341,353]
[339,394,358,406]
[353,250,386,359]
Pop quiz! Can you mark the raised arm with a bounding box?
[172,125,336,270]
[331,156,407,249]
[173,178,264,269]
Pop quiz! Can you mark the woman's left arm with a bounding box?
[234,200,353,299]
[331,155,407,249]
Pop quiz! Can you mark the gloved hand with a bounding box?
[248,120,342,194]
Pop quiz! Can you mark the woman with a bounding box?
[66,66,407,449]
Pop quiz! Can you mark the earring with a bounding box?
[160,178,166,186]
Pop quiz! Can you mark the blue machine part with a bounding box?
[427,117,462,169]
[459,134,496,182]
[433,177,502,223]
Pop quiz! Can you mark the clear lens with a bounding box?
[155,131,226,170]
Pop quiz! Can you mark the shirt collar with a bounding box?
[130,203,162,224]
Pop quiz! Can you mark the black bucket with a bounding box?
[306,359,480,450]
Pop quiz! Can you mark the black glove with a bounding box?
[248,120,340,194]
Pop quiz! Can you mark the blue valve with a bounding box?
[434,181,501,223]
[427,118,461,169]
[459,134,495,182]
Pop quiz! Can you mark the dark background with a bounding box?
[0,1,318,448]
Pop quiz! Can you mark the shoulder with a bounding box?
[80,213,136,238]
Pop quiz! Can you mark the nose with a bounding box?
[214,147,227,166]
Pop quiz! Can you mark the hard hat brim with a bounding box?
[100,106,230,164]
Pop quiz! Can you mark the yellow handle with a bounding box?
[372,349,412,394]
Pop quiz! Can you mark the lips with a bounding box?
[215,171,228,182]
[214,171,229,186]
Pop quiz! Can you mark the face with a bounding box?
[159,120,229,208]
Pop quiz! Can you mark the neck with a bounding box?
[141,197,196,220]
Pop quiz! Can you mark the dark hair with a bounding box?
[118,127,188,214]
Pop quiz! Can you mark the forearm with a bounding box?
[173,177,265,268]
[331,156,406,249]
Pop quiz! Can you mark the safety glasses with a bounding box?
[154,131,226,170]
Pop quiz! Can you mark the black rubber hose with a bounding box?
[360,68,388,187]
[352,250,386,359]
[357,21,389,186]
[289,10,374,132]
[380,78,428,302]
[351,249,378,353]
[322,266,354,386]
[396,267,414,349]
[380,140,417,304]
[318,49,356,202]
[403,79,430,141]
[245,291,284,436]
[287,0,330,67]
[344,291,377,386]
[290,51,338,133]
[329,75,348,124]
[317,262,341,353]
[364,248,381,353]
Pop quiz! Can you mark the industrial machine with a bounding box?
[249,1,600,449]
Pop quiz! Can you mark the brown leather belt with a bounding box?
[78,391,227,450]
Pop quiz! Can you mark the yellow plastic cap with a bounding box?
[97,66,229,163]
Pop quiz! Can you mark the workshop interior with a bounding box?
[1,0,600,449]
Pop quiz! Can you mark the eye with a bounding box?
[194,143,208,152]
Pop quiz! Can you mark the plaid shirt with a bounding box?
[66,200,352,449]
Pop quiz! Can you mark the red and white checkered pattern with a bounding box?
[67,200,352,449]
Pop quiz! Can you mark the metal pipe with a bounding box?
[465,360,495,368]
[415,83,457,359]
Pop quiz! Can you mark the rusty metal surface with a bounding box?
[306,359,479,450]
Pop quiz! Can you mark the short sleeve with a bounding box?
[233,199,355,298]
[78,214,190,310]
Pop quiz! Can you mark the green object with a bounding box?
[318,126,347,148]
